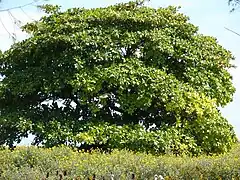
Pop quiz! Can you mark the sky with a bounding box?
[0,0,239,144]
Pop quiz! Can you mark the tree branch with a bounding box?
[224,27,240,37]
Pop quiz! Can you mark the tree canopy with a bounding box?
[0,1,237,155]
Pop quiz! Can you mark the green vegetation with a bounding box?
[0,144,240,179]
[0,0,237,155]
[0,1,239,179]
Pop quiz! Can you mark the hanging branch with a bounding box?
[0,0,46,12]
[0,16,16,41]
[0,0,48,42]
[229,0,240,12]
[224,27,240,37]
[20,7,36,21]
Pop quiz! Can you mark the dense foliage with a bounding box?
[0,1,237,155]
[0,145,240,179]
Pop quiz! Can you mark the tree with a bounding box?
[0,1,237,155]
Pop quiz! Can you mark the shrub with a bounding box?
[0,144,240,179]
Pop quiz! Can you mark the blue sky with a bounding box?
[0,0,239,144]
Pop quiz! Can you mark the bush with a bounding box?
[0,144,240,179]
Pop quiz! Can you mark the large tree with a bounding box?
[0,1,237,155]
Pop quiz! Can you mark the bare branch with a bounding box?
[224,27,240,37]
